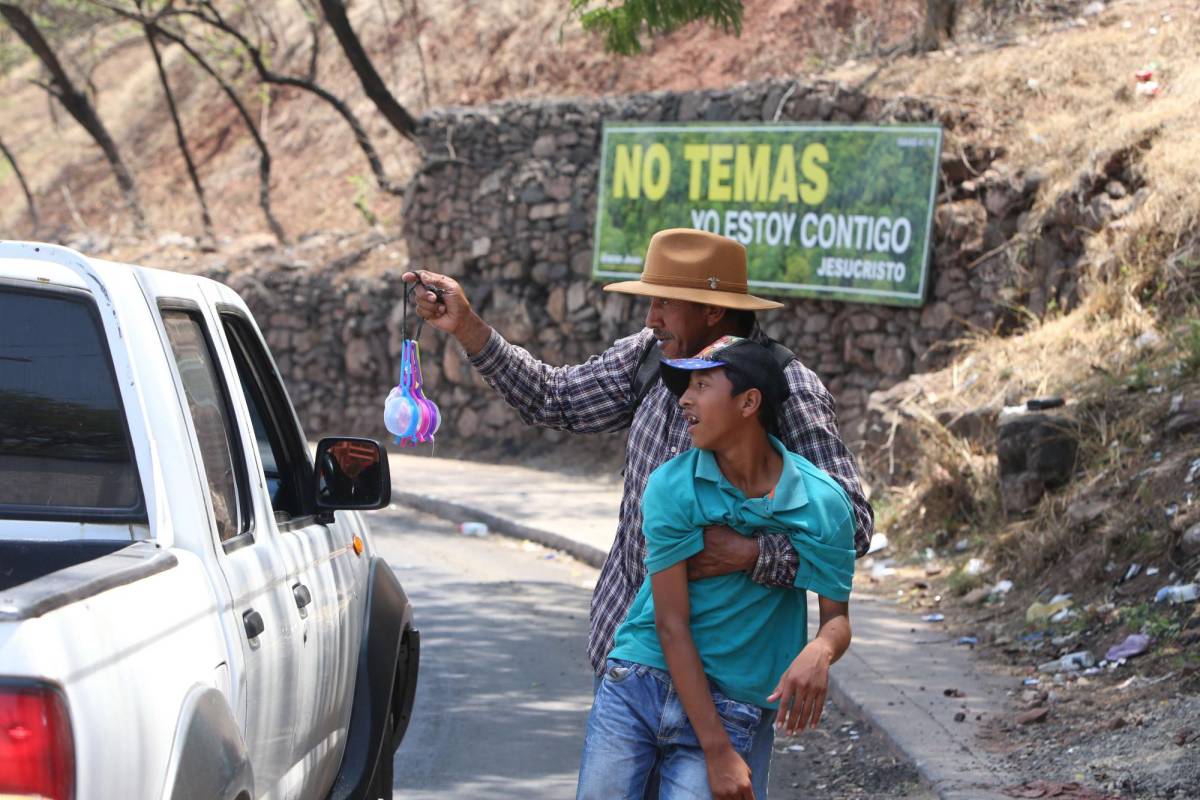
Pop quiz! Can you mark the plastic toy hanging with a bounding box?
[384,277,442,447]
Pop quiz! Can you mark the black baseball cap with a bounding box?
[659,335,790,410]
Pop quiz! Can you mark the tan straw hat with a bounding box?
[602,229,784,311]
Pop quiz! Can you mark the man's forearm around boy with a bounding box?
[653,563,755,800]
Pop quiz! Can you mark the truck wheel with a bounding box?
[367,710,395,800]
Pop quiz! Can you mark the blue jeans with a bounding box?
[579,660,775,799]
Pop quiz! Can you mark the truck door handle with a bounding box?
[243,609,265,640]
[292,583,312,609]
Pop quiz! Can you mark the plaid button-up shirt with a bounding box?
[469,325,874,674]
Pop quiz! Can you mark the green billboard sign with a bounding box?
[592,122,943,307]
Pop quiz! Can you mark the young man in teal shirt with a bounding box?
[576,337,856,800]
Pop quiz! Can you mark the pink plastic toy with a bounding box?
[384,279,442,447]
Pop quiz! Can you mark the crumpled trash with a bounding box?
[870,561,896,579]
[1027,597,1073,624]
[965,558,988,576]
[1155,583,1199,604]
[867,532,889,554]
[922,613,945,622]
[957,636,978,647]
[1038,650,1095,673]
[1122,563,1142,583]
[991,579,1015,597]
[1105,633,1151,661]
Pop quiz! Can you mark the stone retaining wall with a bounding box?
[228,77,1067,463]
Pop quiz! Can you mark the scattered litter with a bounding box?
[923,547,936,562]
[1155,583,1199,604]
[1051,632,1079,648]
[991,579,1015,597]
[1105,633,1151,661]
[520,540,541,552]
[965,558,988,576]
[1153,450,1164,462]
[1165,503,1179,518]
[1081,0,1104,17]
[922,613,945,622]
[459,521,489,537]
[1022,677,1041,686]
[1081,667,1102,677]
[955,538,970,552]
[1027,597,1073,624]
[957,636,979,647]
[1039,651,1095,673]
[867,532,889,554]
[785,744,805,753]
[1135,330,1162,349]
[1171,394,1184,415]
[1146,566,1160,576]
[1123,563,1142,583]
[1050,607,1077,624]
[1021,632,1046,642]
[1185,458,1200,484]
[1147,384,1166,393]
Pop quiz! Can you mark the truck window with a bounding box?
[161,309,250,542]
[0,286,143,520]
[220,313,312,524]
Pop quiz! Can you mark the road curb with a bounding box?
[390,489,609,569]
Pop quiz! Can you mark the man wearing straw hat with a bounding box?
[403,228,872,790]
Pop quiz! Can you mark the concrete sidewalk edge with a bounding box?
[824,657,1009,800]
[392,489,609,569]
[390,489,1005,800]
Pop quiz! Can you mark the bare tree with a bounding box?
[403,0,430,108]
[919,0,957,51]
[316,0,415,139]
[0,2,145,228]
[137,0,213,239]
[93,0,288,241]
[176,0,407,195]
[0,135,39,234]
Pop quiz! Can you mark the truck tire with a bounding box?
[366,711,395,800]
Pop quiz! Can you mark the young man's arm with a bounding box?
[767,595,850,734]
[652,562,755,800]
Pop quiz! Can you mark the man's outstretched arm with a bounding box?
[403,269,648,434]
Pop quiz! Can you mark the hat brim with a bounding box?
[659,358,727,396]
[603,279,784,310]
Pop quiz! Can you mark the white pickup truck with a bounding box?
[0,241,418,800]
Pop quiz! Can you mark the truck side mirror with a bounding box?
[313,437,391,511]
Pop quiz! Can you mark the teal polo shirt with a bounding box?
[607,435,856,709]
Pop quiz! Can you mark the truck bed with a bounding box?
[0,540,176,621]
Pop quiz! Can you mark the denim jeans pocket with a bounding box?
[711,689,763,753]
[604,658,637,684]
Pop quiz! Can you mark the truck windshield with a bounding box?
[0,286,143,520]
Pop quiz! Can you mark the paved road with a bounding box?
[372,509,930,799]
[375,509,597,798]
